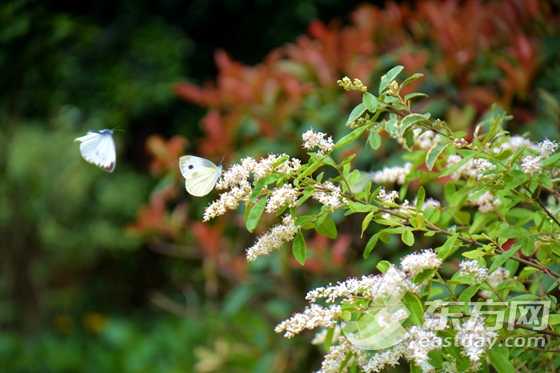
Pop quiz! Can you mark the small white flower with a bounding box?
[371,163,412,185]
[246,214,298,261]
[302,129,334,155]
[459,260,488,284]
[377,188,399,203]
[266,185,298,213]
[522,155,542,175]
[469,191,500,213]
[400,249,442,279]
[455,313,497,369]
[536,138,559,158]
[492,135,533,154]
[313,182,346,211]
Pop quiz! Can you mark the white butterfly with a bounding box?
[74,129,116,172]
[179,155,223,196]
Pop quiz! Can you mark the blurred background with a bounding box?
[0,0,559,372]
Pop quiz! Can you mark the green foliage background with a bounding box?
[1,0,559,372]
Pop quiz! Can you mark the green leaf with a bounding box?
[520,236,535,256]
[295,215,313,228]
[324,327,335,352]
[292,230,306,265]
[403,127,415,149]
[402,293,423,325]
[346,103,367,126]
[361,212,375,238]
[376,260,390,272]
[401,229,415,246]
[489,248,517,273]
[401,73,424,87]
[426,140,451,171]
[462,249,484,259]
[379,65,404,94]
[404,92,428,102]
[368,131,382,149]
[415,186,425,212]
[347,169,362,187]
[297,186,314,206]
[384,113,398,136]
[334,125,369,149]
[399,114,430,135]
[246,197,267,233]
[363,92,378,112]
[437,233,459,260]
[315,216,337,239]
[364,232,380,258]
[296,155,326,181]
[459,284,480,302]
[488,345,516,373]
[541,151,560,167]
[348,200,377,213]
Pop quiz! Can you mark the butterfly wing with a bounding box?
[179,155,222,196]
[75,130,116,172]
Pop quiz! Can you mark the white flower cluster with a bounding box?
[469,190,501,213]
[459,260,488,284]
[278,248,454,373]
[302,129,334,155]
[203,154,301,221]
[371,162,412,185]
[520,139,558,175]
[446,156,496,181]
[395,129,440,150]
[400,249,443,279]
[304,267,419,306]
[480,266,510,298]
[455,313,497,369]
[377,188,399,203]
[415,129,441,150]
[316,337,364,373]
[363,341,407,372]
[265,185,298,213]
[407,326,442,372]
[246,214,298,262]
[521,155,542,175]
[491,135,533,153]
[536,138,559,157]
[274,303,341,338]
[313,182,346,211]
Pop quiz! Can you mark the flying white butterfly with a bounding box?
[74,129,116,172]
[179,155,223,197]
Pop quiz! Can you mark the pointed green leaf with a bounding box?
[335,125,369,149]
[364,232,380,258]
[426,140,451,171]
[316,216,337,239]
[379,65,404,94]
[489,248,517,273]
[402,293,423,325]
[293,230,306,265]
[368,130,382,149]
[361,212,375,238]
[346,103,367,126]
[363,92,378,112]
[415,186,425,212]
[246,197,267,233]
[488,345,516,373]
[404,92,428,102]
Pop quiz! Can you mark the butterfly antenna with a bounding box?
[219,154,226,165]
[112,126,125,132]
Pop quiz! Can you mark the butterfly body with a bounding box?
[75,129,116,172]
[179,155,222,196]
